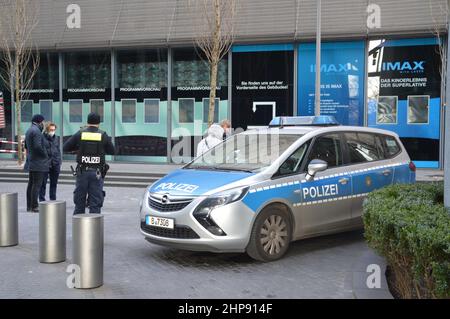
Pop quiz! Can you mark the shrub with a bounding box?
[363,182,450,299]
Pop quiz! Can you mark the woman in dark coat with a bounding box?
[39,122,62,201]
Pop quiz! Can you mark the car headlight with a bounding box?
[193,187,249,236]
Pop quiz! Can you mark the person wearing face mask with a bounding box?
[39,122,61,202]
[24,114,50,212]
[220,119,232,140]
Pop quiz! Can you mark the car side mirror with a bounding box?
[306,159,328,181]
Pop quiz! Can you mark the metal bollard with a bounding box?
[39,201,66,263]
[0,193,18,247]
[72,214,104,289]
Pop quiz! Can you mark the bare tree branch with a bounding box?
[0,0,40,164]
[189,0,236,127]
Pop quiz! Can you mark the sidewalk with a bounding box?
[416,169,444,182]
[0,159,183,175]
[0,159,444,181]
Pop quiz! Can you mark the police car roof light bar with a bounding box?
[269,116,340,128]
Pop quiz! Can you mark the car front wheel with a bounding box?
[246,205,292,262]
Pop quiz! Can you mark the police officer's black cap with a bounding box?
[87,112,101,125]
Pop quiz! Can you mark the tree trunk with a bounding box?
[15,57,23,165]
[208,61,218,126]
[207,0,221,127]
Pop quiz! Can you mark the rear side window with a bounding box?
[382,135,401,158]
[307,134,343,168]
[344,132,384,164]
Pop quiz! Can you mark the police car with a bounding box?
[139,116,415,261]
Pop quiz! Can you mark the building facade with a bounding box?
[0,0,447,168]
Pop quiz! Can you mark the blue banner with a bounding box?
[367,38,441,168]
[297,41,366,126]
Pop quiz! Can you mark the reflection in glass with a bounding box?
[144,99,159,123]
[69,100,83,123]
[408,95,429,124]
[179,98,194,123]
[90,99,104,122]
[122,99,136,123]
[21,100,33,122]
[377,96,397,124]
[40,100,53,121]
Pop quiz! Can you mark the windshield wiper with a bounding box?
[216,167,254,173]
[184,165,253,173]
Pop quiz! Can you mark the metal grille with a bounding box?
[148,197,192,212]
[141,222,200,239]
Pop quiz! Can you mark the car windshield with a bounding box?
[186,133,303,172]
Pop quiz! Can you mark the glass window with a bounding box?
[173,49,228,87]
[203,98,219,123]
[383,135,401,158]
[65,52,111,89]
[144,99,159,123]
[39,100,52,121]
[122,99,136,123]
[179,98,194,123]
[21,100,33,122]
[277,141,310,176]
[344,132,383,164]
[33,53,59,90]
[90,100,104,122]
[307,134,343,168]
[69,100,83,123]
[117,50,168,88]
[187,133,302,172]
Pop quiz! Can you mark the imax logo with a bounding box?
[310,62,359,73]
[382,61,425,71]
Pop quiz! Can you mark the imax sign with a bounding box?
[310,62,359,73]
[382,61,425,71]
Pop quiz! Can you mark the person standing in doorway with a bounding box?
[39,122,61,201]
[24,114,49,212]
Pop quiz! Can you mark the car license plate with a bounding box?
[146,215,174,229]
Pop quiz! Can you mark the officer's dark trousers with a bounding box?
[74,169,104,215]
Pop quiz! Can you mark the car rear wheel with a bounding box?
[246,205,292,262]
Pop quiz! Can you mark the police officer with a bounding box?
[63,112,115,215]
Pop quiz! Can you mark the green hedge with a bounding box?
[363,182,450,299]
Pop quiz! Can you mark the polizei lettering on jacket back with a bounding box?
[302,184,339,200]
[81,156,101,164]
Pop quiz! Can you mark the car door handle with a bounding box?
[338,177,349,185]
[382,169,392,176]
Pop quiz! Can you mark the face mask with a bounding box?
[38,122,44,131]
[48,131,55,137]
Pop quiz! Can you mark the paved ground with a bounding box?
[0,159,442,182]
[0,182,389,299]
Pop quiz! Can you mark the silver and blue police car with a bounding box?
[139,116,415,261]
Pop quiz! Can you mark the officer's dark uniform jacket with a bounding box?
[63,126,115,168]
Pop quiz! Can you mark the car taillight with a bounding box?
[409,161,416,172]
